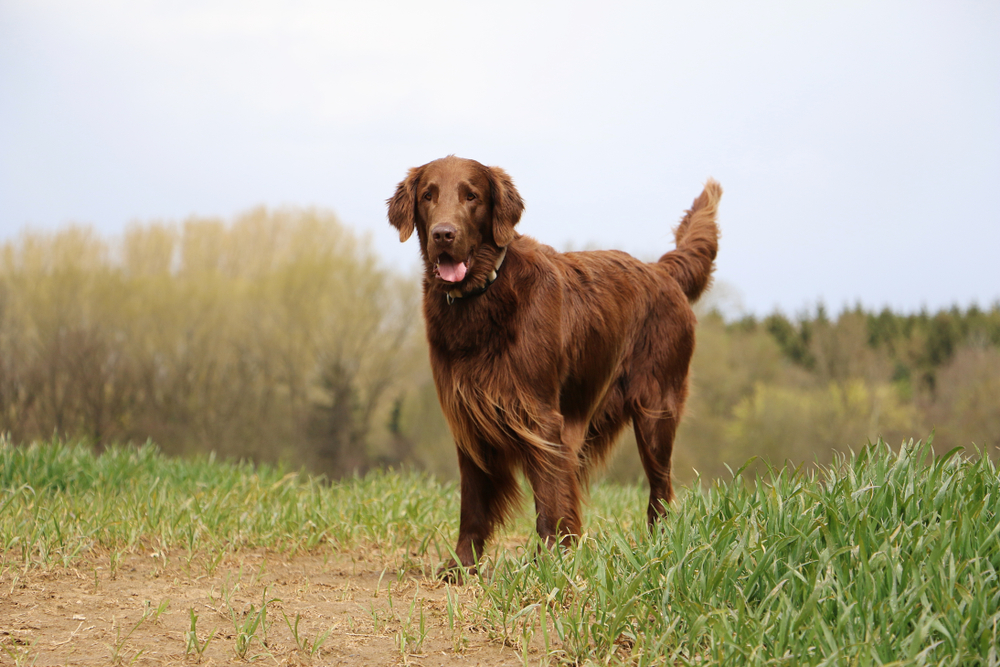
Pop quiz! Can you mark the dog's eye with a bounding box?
[466,193,477,201]
[423,192,432,201]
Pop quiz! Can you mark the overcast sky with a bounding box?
[2,1,997,316]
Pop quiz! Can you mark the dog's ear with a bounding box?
[387,167,422,242]
[488,166,523,247]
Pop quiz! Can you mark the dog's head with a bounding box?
[387,156,523,291]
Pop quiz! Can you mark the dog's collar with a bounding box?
[446,246,507,306]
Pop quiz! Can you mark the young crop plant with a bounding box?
[395,585,429,657]
[444,584,469,653]
[105,609,151,666]
[185,608,216,662]
[281,611,333,659]
[0,637,37,667]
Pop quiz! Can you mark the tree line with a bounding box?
[1,210,997,481]
[0,209,423,477]
[648,302,1000,482]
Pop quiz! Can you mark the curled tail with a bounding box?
[658,178,722,302]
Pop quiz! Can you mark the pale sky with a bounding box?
[2,1,998,316]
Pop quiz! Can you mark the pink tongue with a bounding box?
[437,258,468,283]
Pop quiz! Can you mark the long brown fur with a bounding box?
[387,156,721,574]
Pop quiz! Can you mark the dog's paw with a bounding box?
[438,559,476,584]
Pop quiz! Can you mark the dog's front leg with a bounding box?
[439,449,518,581]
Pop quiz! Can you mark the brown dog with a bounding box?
[387,156,720,574]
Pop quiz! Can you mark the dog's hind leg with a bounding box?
[632,393,684,524]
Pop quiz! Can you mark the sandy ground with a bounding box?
[0,548,532,666]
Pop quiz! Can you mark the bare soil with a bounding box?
[0,548,529,666]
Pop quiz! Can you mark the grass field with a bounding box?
[1,437,998,666]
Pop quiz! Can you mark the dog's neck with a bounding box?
[445,246,508,306]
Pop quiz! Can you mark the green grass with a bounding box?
[0,436,459,569]
[475,442,1000,666]
[1,436,998,666]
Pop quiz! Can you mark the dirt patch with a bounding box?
[0,549,528,666]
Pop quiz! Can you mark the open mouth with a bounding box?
[434,253,468,283]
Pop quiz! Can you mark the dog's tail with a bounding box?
[658,179,722,302]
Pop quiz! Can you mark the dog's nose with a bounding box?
[431,224,457,245]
